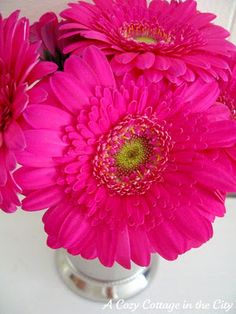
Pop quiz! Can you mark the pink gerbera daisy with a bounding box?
[30,12,68,70]
[60,0,235,84]
[0,11,57,212]
[15,47,236,268]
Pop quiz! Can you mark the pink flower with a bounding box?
[30,12,68,70]
[15,47,236,268]
[0,11,57,213]
[60,0,235,84]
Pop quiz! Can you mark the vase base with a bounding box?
[55,250,158,302]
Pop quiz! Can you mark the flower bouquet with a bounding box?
[1,0,236,301]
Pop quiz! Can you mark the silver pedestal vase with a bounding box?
[56,250,158,302]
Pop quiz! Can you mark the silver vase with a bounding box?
[56,250,158,302]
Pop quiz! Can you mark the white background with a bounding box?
[0,1,236,314]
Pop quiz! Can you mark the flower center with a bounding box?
[0,104,12,132]
[120,21,172,45]
[116,137,150,171]
[93,115,173,196]
[134,36,157,45]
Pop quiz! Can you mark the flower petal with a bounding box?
[24,105,72,130]
[4,121,26,152]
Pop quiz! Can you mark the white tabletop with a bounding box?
[0,1,236,314]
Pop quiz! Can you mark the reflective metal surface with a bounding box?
[55,250,158,302]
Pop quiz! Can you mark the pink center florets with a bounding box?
[120,21,173,45]
[117,19,205,54]
[93,115,173,196]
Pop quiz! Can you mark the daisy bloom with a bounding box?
[30,12,68,70]
[0,11,57,213]
[15,47,236,268]
[60,0,235,84]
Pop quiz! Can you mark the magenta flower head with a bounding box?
[30,12,68,70]
[0,11,57,213]
[15,47,236,268]
[60,0,235,84]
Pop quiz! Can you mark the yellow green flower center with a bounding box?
[134,36,157,44]
[93,115,172,196]
[116,138,147,171]
[120,21,172,45]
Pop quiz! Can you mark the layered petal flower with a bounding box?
[0,11,57,212]
[15,47,236,267]
[60,0,235,84]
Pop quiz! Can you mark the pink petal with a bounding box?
[51,72,90,113]
[64,55,99,91]
[97,228,118,267]
[148,221,187,260]
[174,207,213,244]
[57,210,90,247]
[116,227,131,269]
[180,81,219,112]
[22,186,63,211]
[27,61,58,84]
[129,227,151,266]
[83,46,116,88]
[4,121,26,152]
[24,129,67,156]
[154,55,170,70]
[14,167,57,190]
[136,52,155,70]
[115,52,139,64]
[24,105,72,129]
[16,150,56,167]
[27,86,48,103]
[43,203,72,235]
